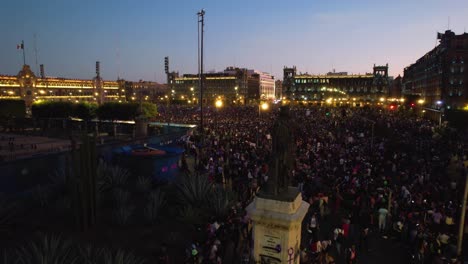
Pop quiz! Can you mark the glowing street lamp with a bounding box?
[214,99,223,130]
[417,99,425,105]
[215,99,223,108]
[260,102,269,111]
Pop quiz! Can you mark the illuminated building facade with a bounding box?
[247,70,275,101]
[283,64,390,103]
[0,64,167,108]
[120,80,167,103]
[0,64,122,108]
[171,67,275,105]
[403,30,468,109]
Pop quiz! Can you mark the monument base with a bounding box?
[246,187,309,264]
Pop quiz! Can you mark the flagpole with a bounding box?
[22,40,26,66]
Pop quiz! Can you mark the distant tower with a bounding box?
[283,66,296,100]
[372,63,389,96]
[94,61,104,104]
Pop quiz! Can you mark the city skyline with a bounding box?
[1,0,468,83]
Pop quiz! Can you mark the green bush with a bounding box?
[0,99,26,118]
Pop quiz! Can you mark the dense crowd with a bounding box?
[158,104,468,264]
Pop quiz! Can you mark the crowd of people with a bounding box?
[158,104,467,264]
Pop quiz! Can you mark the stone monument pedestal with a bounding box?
[134,116,148,138]
[246,187,309,264]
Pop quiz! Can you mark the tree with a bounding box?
[96,103,139,121]
[140,102,158,119]
[0,99,25,118]
[32,101,73,119]
[72,102,97,120]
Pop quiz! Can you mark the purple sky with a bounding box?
[1,0,468,83]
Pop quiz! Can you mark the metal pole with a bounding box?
[198,9,205,137]
[22,40,26,65]
[371,122,374,151]
[457,173,468,256]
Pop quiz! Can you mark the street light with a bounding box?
[215,99,223,108]
[417,99,425,105]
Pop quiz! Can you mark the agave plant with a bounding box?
[78,244,105,264]
[175,174,213,207]
[144,190,166,223]
[108,166,129,188]
[207,186,237,220]
[113,206,134,226]
[97,162,130,191]
[178,205,205,226]
[112,188,130,207]
[15,233,79,264]
[135,176,152,193]
[32,185,51,208]
[0,196,17,228]
[102,248,146,264]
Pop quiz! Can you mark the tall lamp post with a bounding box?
[215,99,223,131]
[197,9,205,137]
[257,102,269,146]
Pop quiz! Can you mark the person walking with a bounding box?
[378,207,389,234]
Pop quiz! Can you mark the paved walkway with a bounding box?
[0,133,72,162]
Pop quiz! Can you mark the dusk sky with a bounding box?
[1,0,468,83]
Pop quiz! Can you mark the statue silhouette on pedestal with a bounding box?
[262,106,296,198]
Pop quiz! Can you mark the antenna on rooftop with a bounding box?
[448,16,450,30]
[34,33,39,75]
